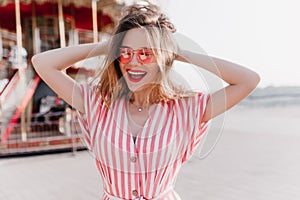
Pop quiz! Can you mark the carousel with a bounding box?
[0,0,124,156]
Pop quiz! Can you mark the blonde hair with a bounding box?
[92,3,192,107]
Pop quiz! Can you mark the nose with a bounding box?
[130,51,142,64]
[129,52,140,65]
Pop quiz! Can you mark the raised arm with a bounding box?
[31,42,108,113]
[177,50,260,122]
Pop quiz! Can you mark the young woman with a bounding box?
[32,3,260,200]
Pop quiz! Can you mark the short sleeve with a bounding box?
[76,82,104,151]
[181,93,211,163]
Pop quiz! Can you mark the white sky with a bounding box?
[153,0,300,88]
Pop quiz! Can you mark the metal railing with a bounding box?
[0,108,86,157]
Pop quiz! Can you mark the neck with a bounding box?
[130,90,150,106]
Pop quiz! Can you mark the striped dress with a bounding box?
[77,83,210,200]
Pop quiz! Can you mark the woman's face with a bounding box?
[118,28,160,92]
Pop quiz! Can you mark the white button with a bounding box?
[130,156,137,163]
[132,189,138,196]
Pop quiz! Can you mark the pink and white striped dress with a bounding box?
[77,83,210,200]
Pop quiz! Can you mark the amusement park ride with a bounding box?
[0,0,125,156]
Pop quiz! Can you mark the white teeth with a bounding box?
[127,71,146,76]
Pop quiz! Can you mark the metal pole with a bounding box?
[15,0,22,68]
[65,107,76,155]
[92,0,98,43]
[0,32,3,61]
[15,0,27,141]
[57,0,66,47]
[31,0,37,54]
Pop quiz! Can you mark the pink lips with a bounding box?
[126,69,147,83]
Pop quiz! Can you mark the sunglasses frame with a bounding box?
[117,46,156,64]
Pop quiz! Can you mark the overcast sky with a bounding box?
[156,0,300,88]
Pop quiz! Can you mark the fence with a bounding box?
[0,108,86,157]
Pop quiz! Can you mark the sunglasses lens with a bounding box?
[119,48,132,64]
[137,49,154,64]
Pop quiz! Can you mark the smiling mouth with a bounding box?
[127,70,147,82]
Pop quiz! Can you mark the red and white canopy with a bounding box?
[1,0,105,8]
[0,0,117,31]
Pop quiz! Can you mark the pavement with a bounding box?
[1,106,300,200]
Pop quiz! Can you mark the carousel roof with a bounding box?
[0,0,112,8]
[0,0,122,31]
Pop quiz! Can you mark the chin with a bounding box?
[127,83,147,92]
[124,73,159,93]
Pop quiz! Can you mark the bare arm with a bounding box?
[31,42,108,113]
[177,50,260,122]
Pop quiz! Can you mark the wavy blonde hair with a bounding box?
[92,3,191,107]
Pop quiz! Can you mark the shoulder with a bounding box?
[163,92,209,112]
[176,92,209,104]
[173,92,210,118]
[78,82,99,98]
[78,81,96,91]
[78,82,106,107]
